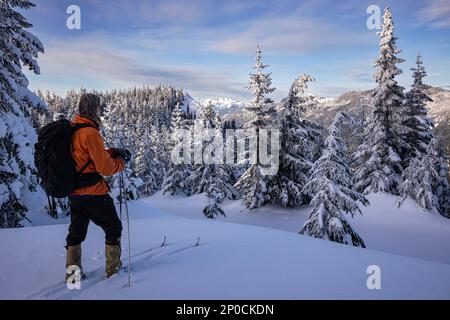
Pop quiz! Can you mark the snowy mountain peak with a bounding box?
[181,91,200,117]
[182,94,248,119]
[200,97,248,117]
[202,97,246,108]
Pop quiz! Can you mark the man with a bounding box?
[66,93,130,280]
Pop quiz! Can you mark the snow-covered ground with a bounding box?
[1,193,450,299]
[149,192,450,265]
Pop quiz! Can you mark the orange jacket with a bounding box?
[70,115,125,195]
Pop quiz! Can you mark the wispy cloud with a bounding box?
[35,36,248,99]
[417,0,450,29]
[87,0,268,26]
[210,7,371,54]
[346,69,373,83]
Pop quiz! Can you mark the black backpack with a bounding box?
[34,119,102,198]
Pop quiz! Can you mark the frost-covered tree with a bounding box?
[202,170,228,219]
[189,108,236,199]
[354,7,406,195]
[235,45,276,209]
[187,103,217,195]
[268,75,324,207]
[149,125,167,185]
[187,104,236,199]
[402,54,434,165]
[1,0,45,227]
[246,44,275,106]
[235,165,269,209]
[213,115,237,200]
[163,103,191,195]
[398,140,439,211]
[300,112,368,248]
[134,122,163,196]
[198,102,216,129]
[352,91,371,150]
[132,103,165,196]
[103,97,140,201]
[203,191,225,219]
[435,143,450,217]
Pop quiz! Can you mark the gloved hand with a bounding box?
[108,148,131,163]
[116,148,131,163]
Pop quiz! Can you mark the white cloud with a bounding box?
[417,0,450,29]
[35,36,250,99]
[211,14,371,54]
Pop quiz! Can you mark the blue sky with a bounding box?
[24,0,450,101]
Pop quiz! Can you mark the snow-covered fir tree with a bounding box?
[198,102,216,128]
[235,45,276,209]
[246,44,276,106]
[187,103,217,195]
[300,112,368,248]
[103,96,140,201]
[201,115,236,218]
[203,116,237,219]
[163,103,191,195]
[188,104,236,199]
[213,115,237,200]
[133,101,165,196]
[203,178,227,219]
[155,123,171,173]
[134,117,162,196]
[352,91,371,150]
[398,139,439,211]
[402,54,434,166]
[0,0,45,228]
[354,7,407,195]
[268,75,324,207]
[435,142,450,217]
[149,125,167,186]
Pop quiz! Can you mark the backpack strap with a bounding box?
[72,123,97,175]
[78,159,92,175]
[72,123,97,132]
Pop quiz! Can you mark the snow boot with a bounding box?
[65,244,86,282]
[105,243,122,278]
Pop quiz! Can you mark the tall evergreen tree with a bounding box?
[149,125,167,186]
[189,107,236,199]
[235,45,276,209]
[201,116,234,219]
[269,75,324,207]
[134,118,162,196]
[402,54,434,165]
[354,7,406,195]
[214,115,237,199]
[163,103,191,195]
[398,139,439,211]
[0,0,45,227]
[246,44,276,106]
[435,142,450,217]
[203,179,226,219]
[188,103,217,195]
[300,112,368,248]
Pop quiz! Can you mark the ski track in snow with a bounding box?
[26,240,200,300]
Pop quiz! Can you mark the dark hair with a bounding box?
[78,93,101,127]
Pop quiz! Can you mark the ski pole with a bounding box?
[120,171,132,288]
[118,173,123,220]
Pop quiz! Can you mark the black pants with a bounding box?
[66,194,122,246]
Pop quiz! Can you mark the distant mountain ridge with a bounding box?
[191,86,450,154]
